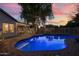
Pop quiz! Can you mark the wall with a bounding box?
[0,11,17,38]
[44,27,79,36]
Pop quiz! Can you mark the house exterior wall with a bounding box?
[16,22,27,34]
[0,11,17,38]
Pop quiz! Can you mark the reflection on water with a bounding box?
[16,35,67,52]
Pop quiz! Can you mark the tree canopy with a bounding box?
[19,3,53,24]
[66,7,79,27]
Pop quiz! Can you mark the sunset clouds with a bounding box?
[46,3,78,26]
[52,3,77,16]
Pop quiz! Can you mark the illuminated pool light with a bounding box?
[15,34,79,52]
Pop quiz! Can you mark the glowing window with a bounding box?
[9,24,14,32]
[2,23,9,33]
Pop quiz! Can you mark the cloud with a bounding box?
[52,3,77,16]
[46,15,72,26]
[51,4,62,16]
[47,3,78,26]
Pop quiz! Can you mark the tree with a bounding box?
[66,6,79,27]
[19,3,53,24]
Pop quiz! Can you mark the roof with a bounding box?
[0,8,18,22]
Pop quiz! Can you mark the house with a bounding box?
[0,8,18,40]
[0,8,28,40]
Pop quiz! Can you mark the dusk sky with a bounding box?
[47,3,78,26]
[0,3,78,26]
[52,3,77,16]
[0,3,22,21]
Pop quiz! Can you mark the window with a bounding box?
[2,23,14,33]
[9,24,14,32]
[3,23,9,33]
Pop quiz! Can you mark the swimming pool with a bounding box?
[15,34,79,52]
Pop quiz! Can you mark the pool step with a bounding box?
[16,42,29,49]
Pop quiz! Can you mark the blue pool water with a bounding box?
[15,34,79,52]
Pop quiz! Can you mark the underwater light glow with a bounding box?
[15,34,79,52]
[15,34,71,52]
